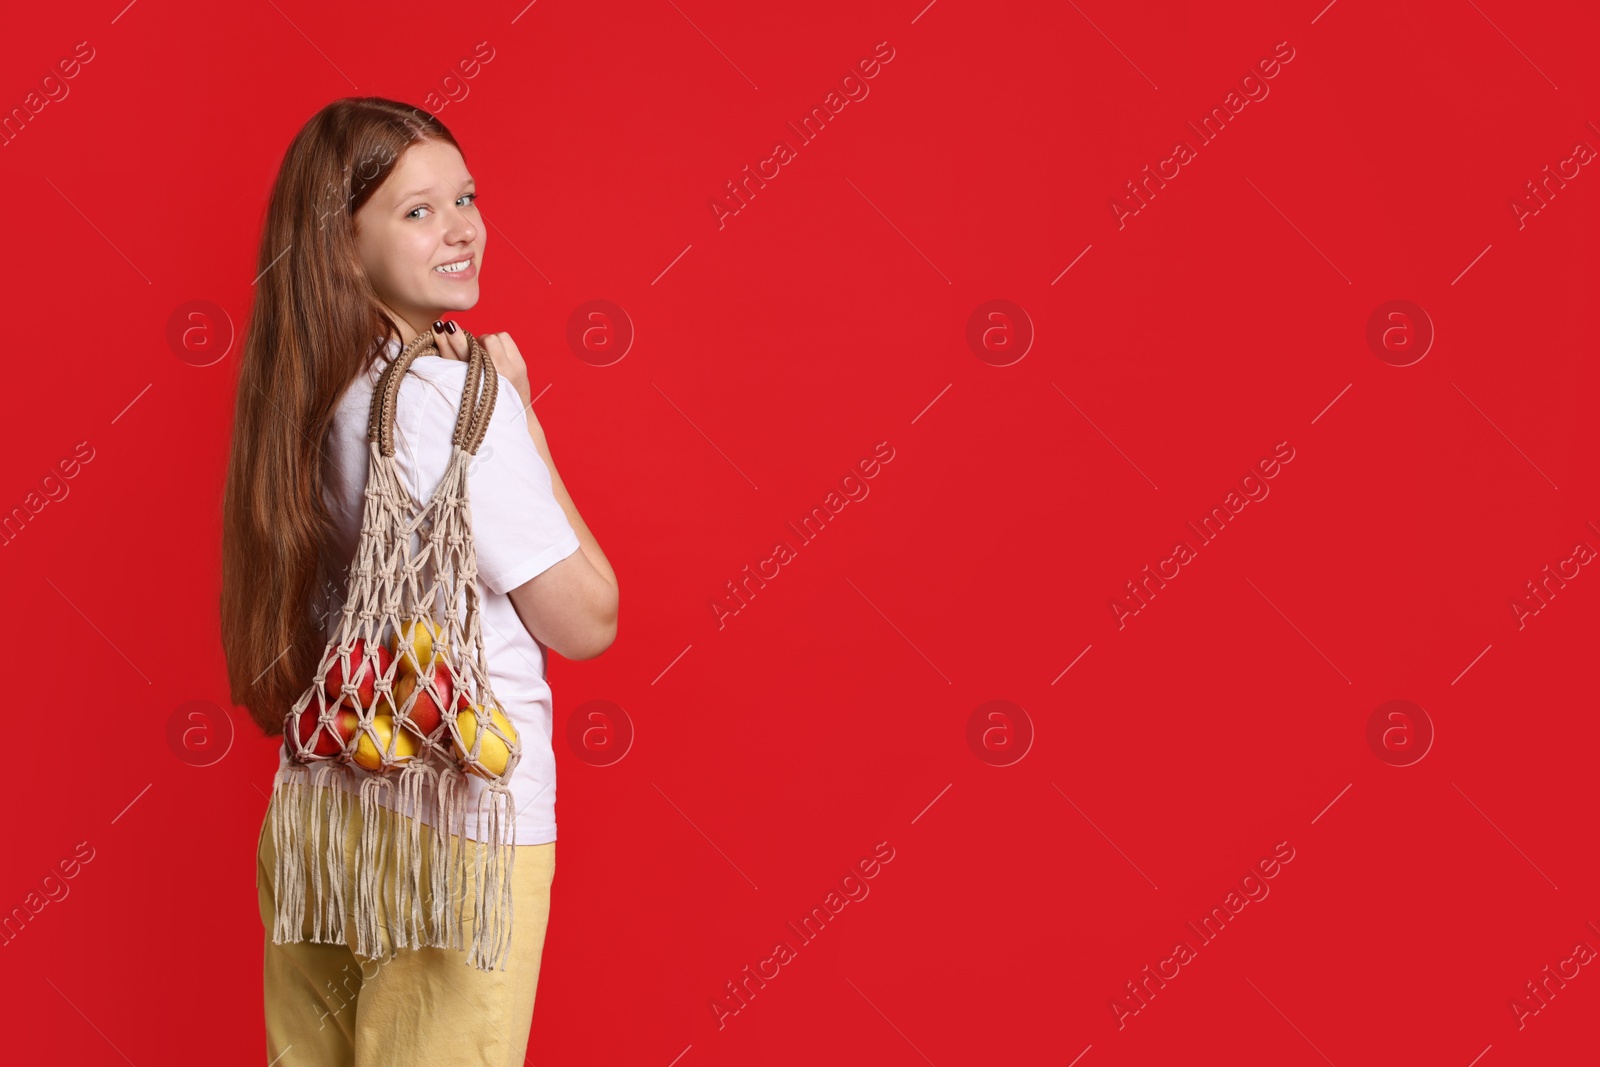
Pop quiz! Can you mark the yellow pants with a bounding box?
[255,784,555,1066]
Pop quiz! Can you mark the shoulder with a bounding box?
[391,359,527,450]
[329,356,463,442]
[395,357,474,418]
[400,357,522,424]
[342,348,515,435]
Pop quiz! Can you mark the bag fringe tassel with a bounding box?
[353,774,393,959]
[435,765,465,951]
[390,760,433,950]
[468,779,518,971]
[319,764,350,943]
[269,760,307,946]
[266,754,515,971]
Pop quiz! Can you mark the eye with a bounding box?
[406,192,477,220]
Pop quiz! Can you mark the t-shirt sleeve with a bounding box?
[393,362,582,596]
[469,375,583,594]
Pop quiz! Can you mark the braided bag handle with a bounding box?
[271,329,523,972]
[370,330,497,457]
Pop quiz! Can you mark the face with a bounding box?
[352,139,484,343]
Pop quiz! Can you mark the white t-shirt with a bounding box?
[278,336,581,845]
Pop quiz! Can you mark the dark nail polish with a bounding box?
[433,320,445,333]
[444,321,458,335]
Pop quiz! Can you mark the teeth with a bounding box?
[436,260,470,273]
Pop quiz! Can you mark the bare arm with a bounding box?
[504,403,619,661]
[525,411,616,589]
[438,326,618,660]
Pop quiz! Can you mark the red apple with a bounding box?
[293,699,359,757]
[321,639,394,709]
[393,661,469,739]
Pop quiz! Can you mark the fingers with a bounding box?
[479,332,518,364]
[497,333,523,361]
[480,332,511,379]
[432,319,470,360]
[428,327,524,384]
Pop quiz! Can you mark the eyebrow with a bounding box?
[397,178,475,200]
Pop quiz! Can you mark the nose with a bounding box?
[449,203,476,244]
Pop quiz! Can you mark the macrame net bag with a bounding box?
[267,330,524,972]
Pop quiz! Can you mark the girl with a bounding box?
[220,97,618,1065]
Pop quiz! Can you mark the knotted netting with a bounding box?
[267,330,524,972]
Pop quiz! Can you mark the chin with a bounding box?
[435,289,481,311]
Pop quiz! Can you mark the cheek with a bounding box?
[374,236,432,286]
[404,232,443,268]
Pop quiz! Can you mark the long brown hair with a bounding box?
[221,97,462,736]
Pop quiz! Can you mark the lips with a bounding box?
[434,255,477,280]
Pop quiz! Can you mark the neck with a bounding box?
[381,306,435,347]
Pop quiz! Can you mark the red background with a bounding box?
[2,1,1597,1064]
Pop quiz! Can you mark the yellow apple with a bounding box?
[390,616,449,675]
[353,714,419,771]
[454,705,518,778]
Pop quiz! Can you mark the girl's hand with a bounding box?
[435,324,533,410]
[478,332,533,410]
[434,321,471,360]
[483,332,549,449]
